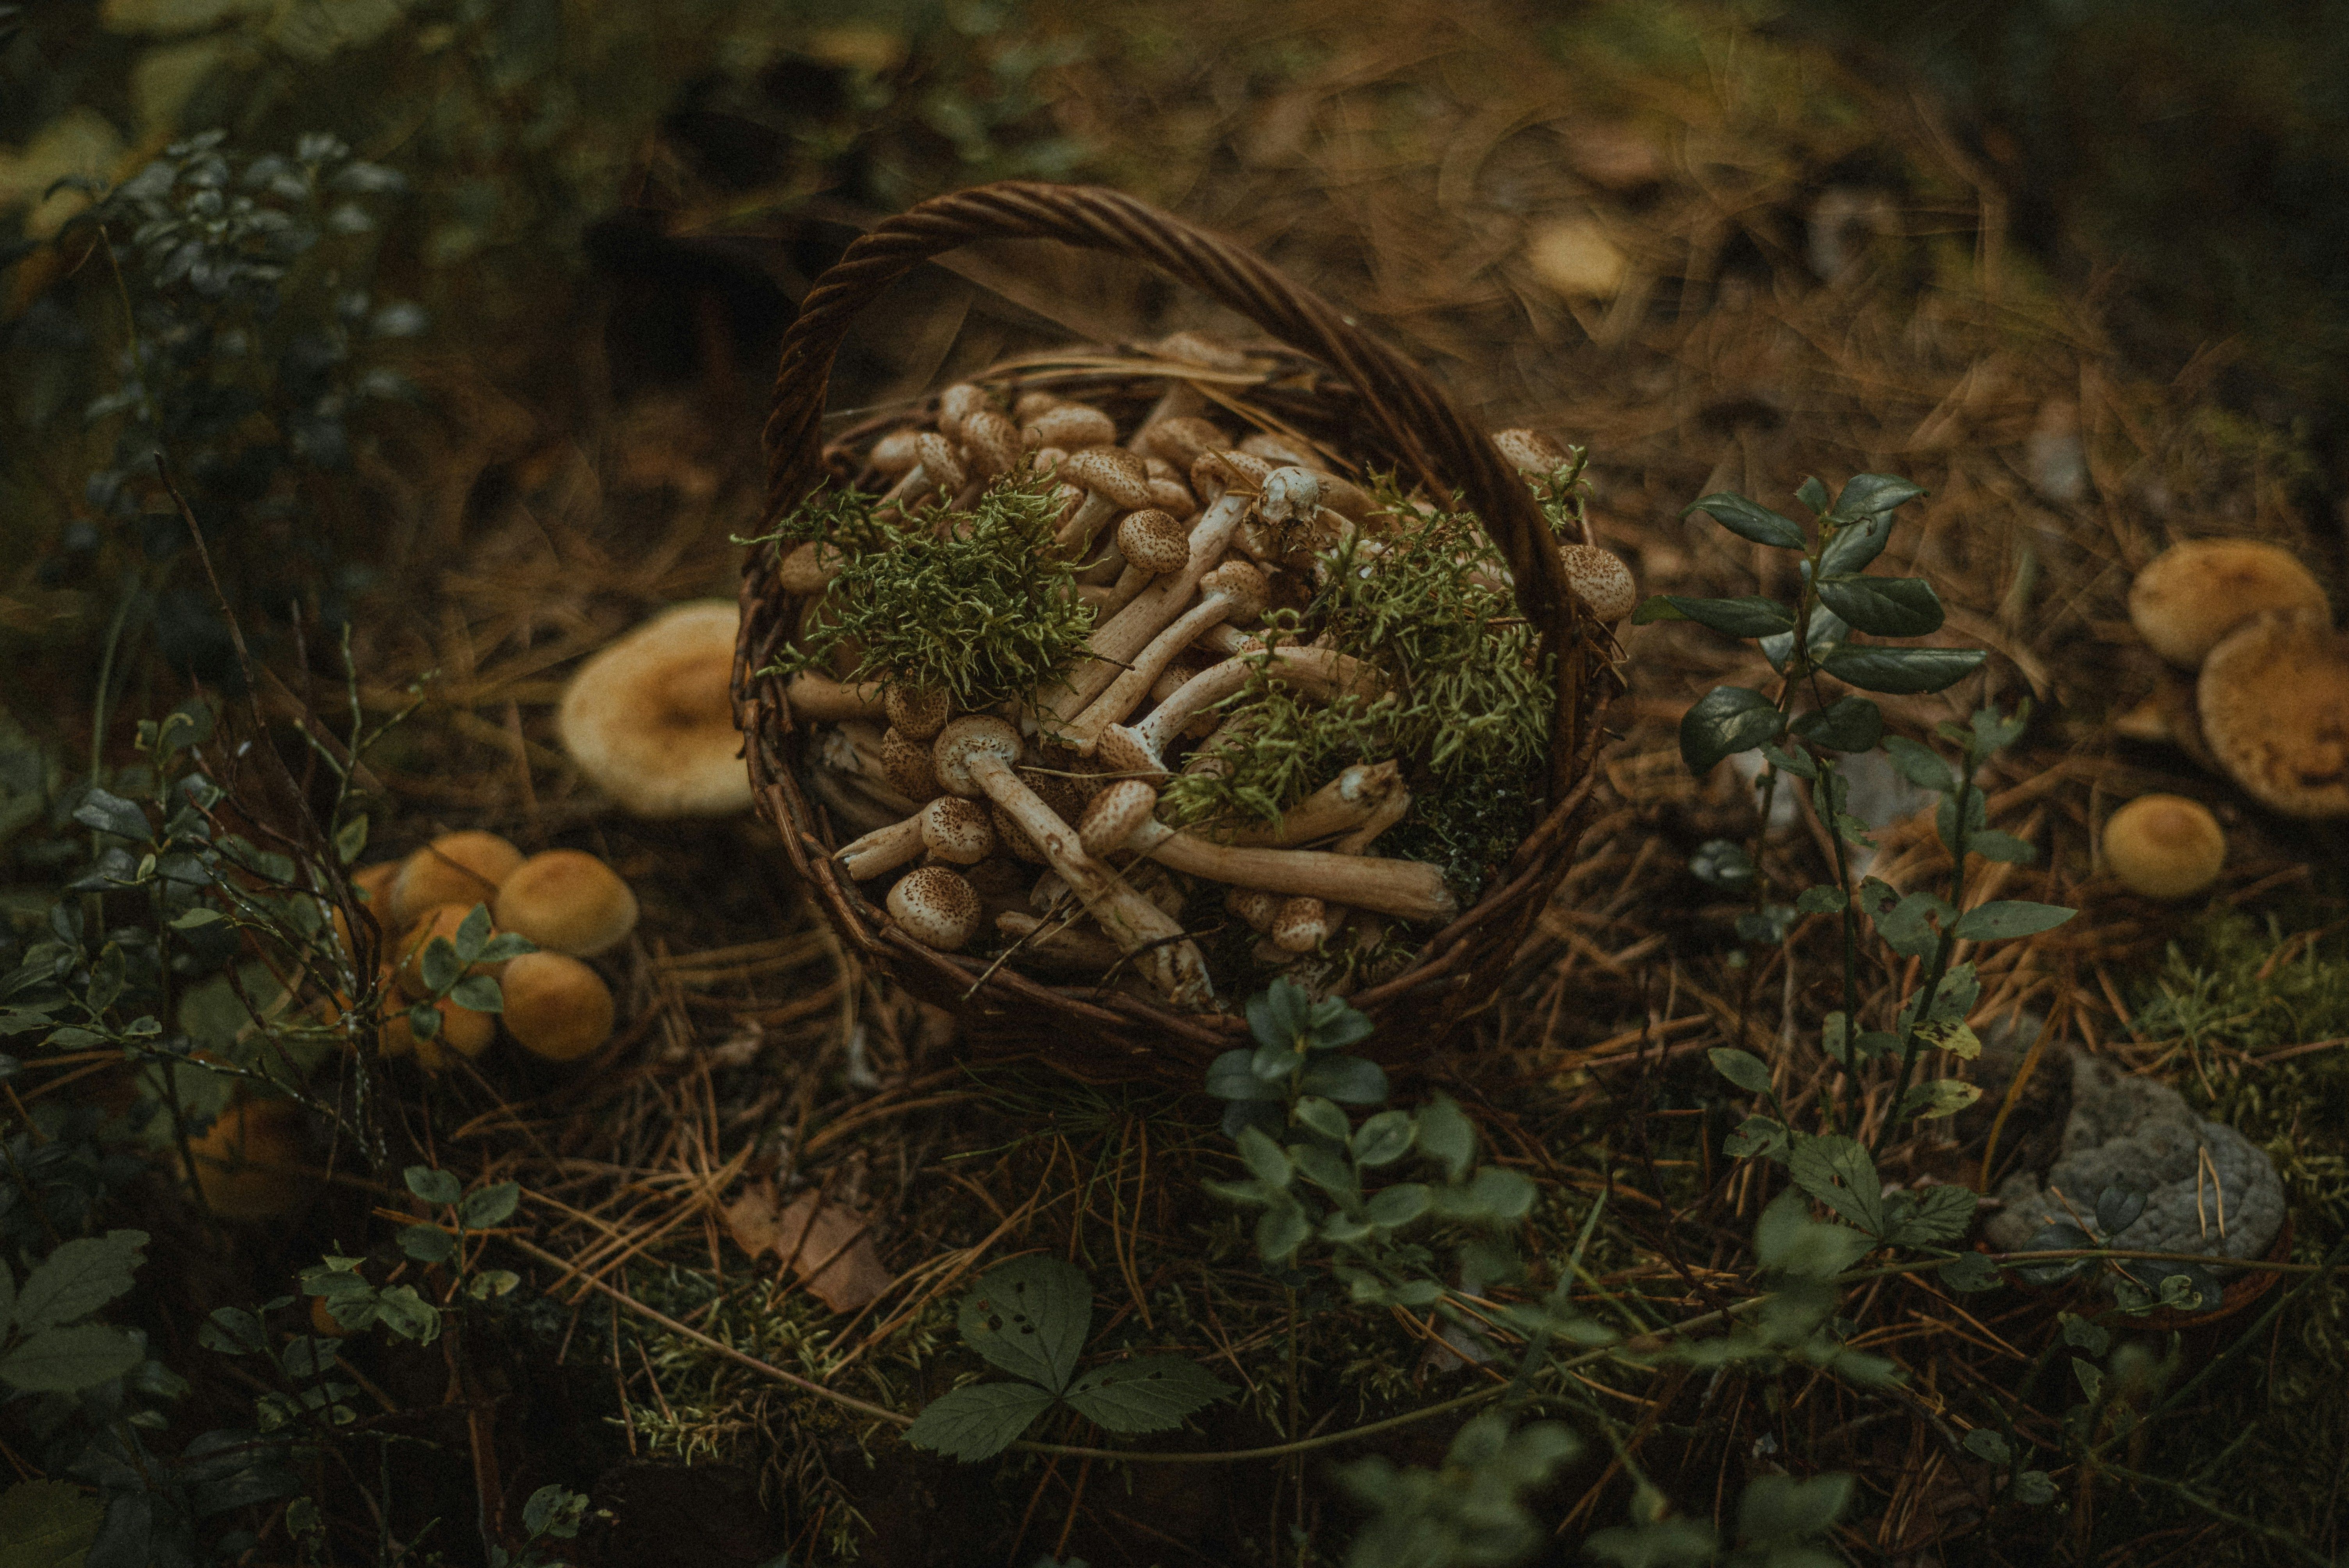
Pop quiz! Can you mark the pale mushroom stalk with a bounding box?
[1062,561,1270,753]
[879,431,966,513]
[1199,761,1403,849]
[836,796,996,882]
[1121,822,1454,922]
[1038,491,1253,724]
[786,671,887,722]
[932,718,1214,1008]
[1271,775,1413,953]
[1096,646,1382,777]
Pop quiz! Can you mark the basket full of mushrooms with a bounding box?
[736,182,1630,1078]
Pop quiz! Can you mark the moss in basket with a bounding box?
[1160,485,1552,894]
[761,473,1092,710]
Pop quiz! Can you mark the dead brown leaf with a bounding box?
[721,1181,893,1312]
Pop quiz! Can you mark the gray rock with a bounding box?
[1982,1052,2284,1268]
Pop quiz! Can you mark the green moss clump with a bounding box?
[763,474,1093,711]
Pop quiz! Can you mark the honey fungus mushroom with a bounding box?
[2103,794,2227,899]
[492,850,640,956]
[557,600,754,817]
[2128,539,2330,669]
[2198,612,2349,816]
[389,830,523,930]
[886,864,983,952]
[499,951,616,1062]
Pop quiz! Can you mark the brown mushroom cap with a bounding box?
[1137,416,1226,469]
[911,430,966,494]
[1025,403,1117,451]
[1078,779,1158,857]
[184,1100,312,1221]
[1063,446,1154,511]
[960,408,1022,478]
[2129,539,2329,668]
[390,831,524,930]
[1561,543,1638,622]
[499,951,616,1062]
[382,994,497,1069]
[881,726,944,801]
[2199,612,2349,816]
[2103,793,2227,899]
[1013,389,1065,423]
[870,428,923,476]
[920,797,996,864]
[883,684,951,741]
[936,382,993,438]
[557,600,752,818]
[492,850,641,957]
[887,865,982,951]
[1117,510,1191,574]
[1493,428,1570,472]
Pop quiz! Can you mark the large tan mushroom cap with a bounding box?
[2200,612,2349,816]
[390,831,524,929]
[1561,543,1637,622]
[493,850,641,956]
[500,951,616,1062]
[2129,539,2329,669]
[557,600,752,818]
[2104,793,2227,899]
[887,865,981,951]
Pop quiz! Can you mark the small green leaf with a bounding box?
[1820,645,1986,696]
[1790,697,1883,753]
[453,904,492,962]
[419,937,461,996]
[2013,1470,2057,1506]
[407,1000,442,1041]
[0,1324,143,1392]
[1683,492,1808,549]
[2096,1181,2147,1237]
[1752,1189,1873,1278]
[1296,1053,1386,1105]
[1205,1050,1260,1101]
[1968,829,2036,865]
[1363,1183,1430,1228]
[1899,1078,1980,1120]
[1939,1252,2004,1292]
[1414,1098,1476,1183]
[398,1224,454,1264]
[1912,1020,1982,1061]
[1788,1135,1886,1237]
[1236,1125,1293,1188]
[520,1484,589,1542]
[1064,1356,1231,1434]
[959,1256,1091,1395]
[460,1182,522,1229]
[0,1477,104,1568]
[13,1230,147,1333]
[905,1381,1056,1462]
[1737,1472,1853,1546]
[1761,606,1847,674]
[448,975,503,1013]
[1708,1048,1774,1098]
[372,1285,440,1343]
[1952,901,2076,942]
[1816,575,1944,638]
[1828,473,1927,524]
[477,933,537,962]
[2073,1359,2104,1401]
[333,814,369,866]
[1795,476,1830,514]
[1760,742,1817,780]
[1635,595,1796,638]
[1290,1096,1351,1144]
[1723,1116,1788,1162]
[1351,1109,1415,1167]
[1880,1185,1978,1247]
[170,907,226,930]
[1679,686,1784,774]
[405,1167,463,1206]
[1795,885,1846,914]
[72,789,151,843]
[1256,1198,1312,1264]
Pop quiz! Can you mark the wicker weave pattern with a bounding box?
[737,182,1616,1077]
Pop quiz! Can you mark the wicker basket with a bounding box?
[735,182,1619,1082]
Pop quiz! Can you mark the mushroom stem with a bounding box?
[836,814,925,881]
[1061,562,1269,753]
[787,671,887,722]
[1206,761,1404,847]
[1038,491,1252,724]
[1119,818,1454,923]
[1100,646,1383,776]
[1273,775,1416,953]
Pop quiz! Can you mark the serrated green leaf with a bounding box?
[1679,686,1784,774]
[1064,1356,1231,1434]
[1816,575,1944,638]
[1723,1116,1788,1162]
[904,1380,1055,1461]
[0,1325,142,1392]
[1952,901,2076,942]
[1881,1185,1978,1247]
[1788,1135,1886,1237]
[1683,493,1807,549]
[1939,1252,2004,1292]
[1820,645,1987,696]
[1709,1048,1774,1098]
[13,1230,146,1333]
[0,1477,103,1568]
[958,1256,1091,1394]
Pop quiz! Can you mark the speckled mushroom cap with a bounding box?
[2199,611,2349,817]
[959,408,1022,478]
[1492,428,1570,472]
[919,797,995,864]
[2129,538,2330,669]
[557,600,752,818]
[1078,779,1158,857]
[1116,510,1190,574]
[1136,416,1225,469]
[1025,403,1116,451]
[887,865,982,951]
[912,431,966,492]
[883,684,951,741]
[1560,544,1637,622]
[1062,446,1153,510]
[2103,793,2226,899]
[936,382,993,438]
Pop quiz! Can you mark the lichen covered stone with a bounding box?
[1985,1052,2284,1267]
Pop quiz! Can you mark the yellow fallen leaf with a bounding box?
[1526,216,1628,301]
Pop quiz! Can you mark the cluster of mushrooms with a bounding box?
[2105,537,2348,898]
[349,831,635,1067]
[778,361,1637,1011]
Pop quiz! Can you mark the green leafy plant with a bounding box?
[395,904,535,1051]
[904,1254,1230,1461]
[1336,1411,1581,1568]
[0,1228,149,1396]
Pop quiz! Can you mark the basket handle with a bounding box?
[757,182,1588,784]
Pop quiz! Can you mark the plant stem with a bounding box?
[1880,761,1974,1152]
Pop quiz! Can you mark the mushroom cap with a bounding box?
[912,430,966,491]
[383,994,497,1069]
[499,950,616,1062]
[920,796,996,864]
[870,428,923,476]
[492,850,641,957]
[557,600,752,818]
[2104,793,2227,900]
[1063,445,1153,510]
[390,831,525,930]
[2130,539,2329,668]
[1196,449,1273,495]
[1138,416,1226,468]
[881,726,943,801]
[1561,543,1638,622]
[931,716,1023,797]
[1146,477,1196,516]
[184,1100,311,1221]
[1013,389,1065,422]
[1240,432,1315,468]
[1078,778,1158,856]
[776,542,841,595]
[1260,467,1320,524]
[1201,559,1271,619]
[1025,403,1117,451]
[1226,886,1280,932]
[883,684,952,741]
[1117,509,1191,574]
[1271,895,1330,953]
[936,382,993,438]
[1094,724,1164,779]
[1493,428,1570,472]
[396,903,489,1000]
[960,408,1022,478]
[2199,611,2349,816]
[887,865,982,951]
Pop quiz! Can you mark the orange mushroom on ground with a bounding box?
[2103,794,2227,900]
[2128,539,2329,669]
[556,600,753,818]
